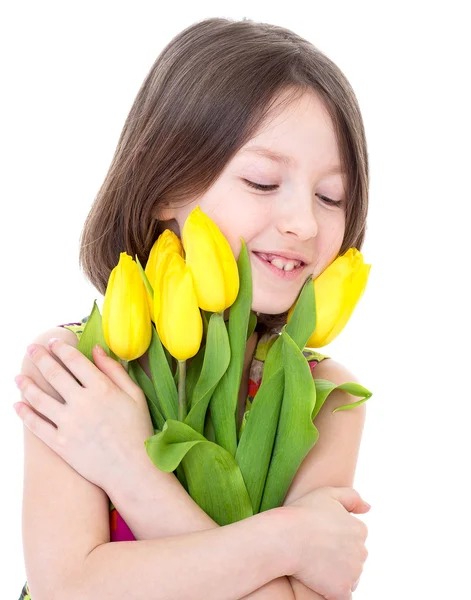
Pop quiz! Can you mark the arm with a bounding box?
[17,327,295,600]
[107,359,367,598]
[78,508,295,600]
[110,458,295,599]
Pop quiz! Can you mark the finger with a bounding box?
[26,342,83,398]
[93,345,145,402]
[13,398,62,453]
[14,374,64,426]
[47,337,114,389]
[38,338,109,391]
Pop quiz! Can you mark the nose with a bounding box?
[276,190,319,240]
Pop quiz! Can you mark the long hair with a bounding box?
[79,17,369,334]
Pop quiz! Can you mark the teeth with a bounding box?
[270,258,301,271]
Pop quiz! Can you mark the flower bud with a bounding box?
[156,252,203,361]
[182,206,239,312]
[288,248,371,347]
[145,229,184,322]
[102,252,152,360]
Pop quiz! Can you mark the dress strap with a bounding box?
[57,316,89,341]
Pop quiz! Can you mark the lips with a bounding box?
[253,250,309,265]
[252,251,306,281]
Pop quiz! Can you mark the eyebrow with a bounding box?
[241,145,345,176]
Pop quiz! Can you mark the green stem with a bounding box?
[119,359,129,373]
[178,359,187,421]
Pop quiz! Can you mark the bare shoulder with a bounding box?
[18,326,110,598]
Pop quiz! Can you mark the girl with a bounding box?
[13,17,371,600]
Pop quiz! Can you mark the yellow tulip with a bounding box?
[155,251,203,361]
[102,252,152,360]
[145,229,184,322]
[288,248,371,348]
[182,206,239,312]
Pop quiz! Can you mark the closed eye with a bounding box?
[243,180,343,207]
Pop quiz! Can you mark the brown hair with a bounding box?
[79,16,369,335]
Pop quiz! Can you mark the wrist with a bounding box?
[273,506,302,577]
[105,444,155,501]
[108,451,218,539]
[264,506,300,578]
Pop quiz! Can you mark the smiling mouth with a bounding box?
[252,251,306,281]
[253,252,306,272]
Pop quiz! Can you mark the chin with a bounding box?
[251,293,293,317]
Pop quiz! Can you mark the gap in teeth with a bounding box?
[269,257,302,271]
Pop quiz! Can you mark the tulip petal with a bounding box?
[182,206,239,312]
[102,253,152,361]
[157,253,203,361]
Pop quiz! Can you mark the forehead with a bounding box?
[238,90,344,174]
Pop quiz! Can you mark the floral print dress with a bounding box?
[19,317,329,599]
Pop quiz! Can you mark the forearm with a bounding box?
[71,506,293,600]
[110,457,312,598]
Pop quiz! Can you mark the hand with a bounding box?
[284,486,370,600]
[13,337,155,496]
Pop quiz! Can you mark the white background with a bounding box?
[2,1,470,598]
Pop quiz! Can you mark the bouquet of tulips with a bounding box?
[76,206,373,526]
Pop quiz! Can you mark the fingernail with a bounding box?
[365,502,371,509]
[13,402,22,415]
[94,344,107,356]
[26,344,37,356]
[48,337,60,348]
[14,375,24,388]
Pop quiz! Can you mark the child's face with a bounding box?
[159,89,346,315]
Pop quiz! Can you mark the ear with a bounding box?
[154,201,178,222]
[152,202,181,237]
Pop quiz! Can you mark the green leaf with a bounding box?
[203,409,216,443]
[77,300,118,362]
[235,364,284,513]
[186,343,206,409]
[237,407,250,441]
[148,325,178,421]
[312,379,373,420]
[145,420,253,525]
[247,311,258,340]
[210,240,253,455]
[135,255,154,300]
[184,313,230,435]
[128,359,166,431]
[285,276,316,349]
[201,310,210,339]
[260,327,319,511]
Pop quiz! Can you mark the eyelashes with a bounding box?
[243,179,343,207]
[244,180,279,192]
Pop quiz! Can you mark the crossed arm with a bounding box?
[108,357,366,599]
[18,327,366,599]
